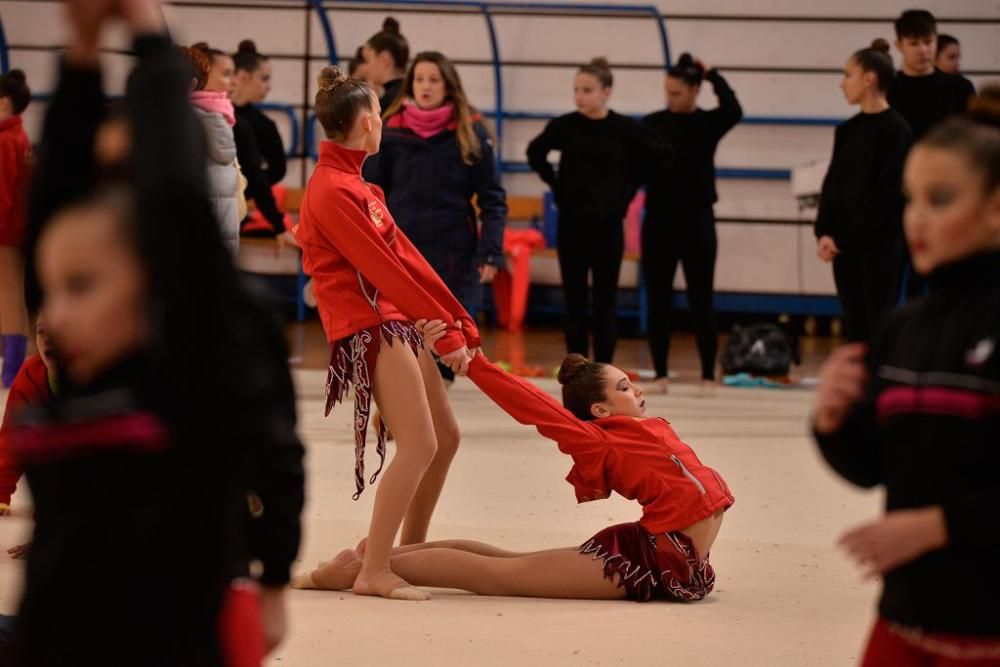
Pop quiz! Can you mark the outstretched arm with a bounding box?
[466,355,608,452]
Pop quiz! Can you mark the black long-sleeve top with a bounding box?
[814,109,912,250]
[642,69,742,215]
[363,120,507,307]
[526,110,662,223]
[814,250,1000,637]
[14,35,305,666]
[888,69,976,140]
[234,102,287,235]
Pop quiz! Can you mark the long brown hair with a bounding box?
[383,51,484,165]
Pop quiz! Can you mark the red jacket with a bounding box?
[468,355,734,534]
[0,355,53,505]
[0,115,32,248]
[297,141,480,354]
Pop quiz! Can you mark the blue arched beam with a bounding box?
[309,0,339,65]
[0,12,9,74]
[480,5,504,163]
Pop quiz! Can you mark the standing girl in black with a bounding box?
[10,1,305,663]
[365,51,507,384]
[527,58,657,364]
[641,54,741,394]
[815,40,913,343]
[362,18,409,112]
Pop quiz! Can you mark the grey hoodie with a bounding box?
[193,106,241,255]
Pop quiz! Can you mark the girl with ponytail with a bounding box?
[295,335,733,604]
[814,39,913,343]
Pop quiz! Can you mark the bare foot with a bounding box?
[645,377,669,395]
[353,567,430,601]
[697,380,717,398]
[355,537,368,560]
[290,549,362,591]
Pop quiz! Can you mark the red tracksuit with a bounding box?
[296,140,480,353]
[0,114,32,248]
[467,355,733,535]
[0,355,51,507]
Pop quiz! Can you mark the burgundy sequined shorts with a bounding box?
[580,522,716,602]
[325,320,423,500]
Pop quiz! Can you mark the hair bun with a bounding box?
[191,41,210,52]
[5,69,26,84]
[557,353,590,386]
[318,65,349,92]
[968,85,1000,129]
[870,38,891,54]
[238,39,258,54]
[589,56,610,70]
[676,52,702,71]
[382,17,400,33]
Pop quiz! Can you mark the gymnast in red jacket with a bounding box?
[294,320,734,602]
[0,317,57,515]
[296,66,481,601]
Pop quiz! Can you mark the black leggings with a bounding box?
[556,218,625,363]
[833,239,902,343]
[641,208,718,380]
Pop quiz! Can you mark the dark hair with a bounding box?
[192,41,229,64]
[348,46,366,77]
[315,66,374,140]
[367,17,409,71]
[384,51,484,163]
[919,87,1000,193]
[852,39,895,93]
[578,57,613,88]
[894,9,936,40]
[233,39,267,73]
[0,69,31,114]
[667,53,704,87]
[178,46,210,91]
[558,354,607,421]
[936,33,959,54]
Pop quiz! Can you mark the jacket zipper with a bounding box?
[671,455,706,495]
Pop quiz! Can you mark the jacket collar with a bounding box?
[0,115,23,133]
[318,140,367,175]
[929,250,1000,294]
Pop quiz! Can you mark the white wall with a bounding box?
[2,0,997,300]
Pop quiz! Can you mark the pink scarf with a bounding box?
[190,90,236,127]
[401,102,455,139]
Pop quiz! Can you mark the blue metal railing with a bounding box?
[0,13,9,74]
[308,0,673,167]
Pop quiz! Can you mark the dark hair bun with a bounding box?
[676,52,703,72]
[383,17,400,33]
[968,85,1000,128]
[318,65,350,91]
[557,353,590,386]
[870,38,891,54]
[192,41,210,51]
[238,40,258,54]
[5,69,26,84]
[590,56,610,70]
